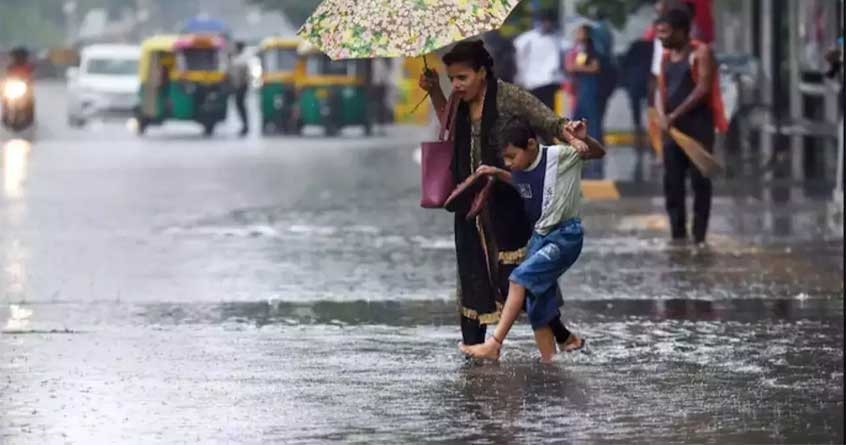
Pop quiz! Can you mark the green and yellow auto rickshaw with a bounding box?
[258,37,303,134]
[136,34,229,136]
[296,42,371,137]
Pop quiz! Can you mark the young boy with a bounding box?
[459,119,605,361]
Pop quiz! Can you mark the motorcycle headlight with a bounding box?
[3,79,28,100]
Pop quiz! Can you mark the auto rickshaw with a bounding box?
[258,37,303,134]
[136,34,229,136]
[393,56,444,125]
[296,42,370,137]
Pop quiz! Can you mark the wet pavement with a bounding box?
[1,81,843,444]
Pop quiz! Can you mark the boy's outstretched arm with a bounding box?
[476,165,513,183]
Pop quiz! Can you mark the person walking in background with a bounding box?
[590,12,614,60]
[484,30,517,84]
[514,10,564,109]
[621,38,656,178]
[229,41,251,137]
[565,24,604,179]
[590,15,619,155]
[655,9,724,246]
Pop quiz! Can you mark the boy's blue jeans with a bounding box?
[509,218,583,330]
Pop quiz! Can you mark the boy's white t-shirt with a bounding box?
[511,144,583,235]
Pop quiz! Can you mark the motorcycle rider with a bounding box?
[2,46,36,129]
[5,47,35,80]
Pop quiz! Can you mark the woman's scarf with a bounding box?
[452,74,500,184]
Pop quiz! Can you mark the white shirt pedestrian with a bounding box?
[514,28,564,91]
[229,52,251,90]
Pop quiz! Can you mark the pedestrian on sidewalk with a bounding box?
[483,30,517,84]
[513,10,564,109]
[655,9,722,245]
[460,119,605,362]
[418,40,590,355]
[565,24,605,178]
[620,39,654,153]
[589,12,619,144]
[229,41,251,137]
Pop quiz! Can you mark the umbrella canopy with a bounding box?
[182,16,230,35]
[297,0,521,60]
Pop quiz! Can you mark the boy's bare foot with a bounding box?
[538,353,556,364]
[459,336,502,360]
[560,334,586,353]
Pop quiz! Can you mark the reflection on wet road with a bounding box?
[0,82,843,443]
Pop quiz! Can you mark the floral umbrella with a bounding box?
[297,0,522,60]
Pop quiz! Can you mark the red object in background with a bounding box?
[684,0,714,44]
[643,25,657,41]
[6,63,34,80]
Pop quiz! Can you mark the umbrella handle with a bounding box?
[422,55,436,78]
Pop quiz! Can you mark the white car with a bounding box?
[66,44,141,127]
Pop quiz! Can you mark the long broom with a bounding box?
[647,108,722,178]
[646,107,664,157]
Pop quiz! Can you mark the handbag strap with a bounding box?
[438,93,460,142]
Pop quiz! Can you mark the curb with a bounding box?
[581,180,662,200]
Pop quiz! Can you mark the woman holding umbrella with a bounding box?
[419,40,604,357]
[298,0,605,359]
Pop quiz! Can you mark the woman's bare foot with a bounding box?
[560,334,586,353]
[459,337,501,360]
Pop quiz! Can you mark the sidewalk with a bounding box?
[394,124,841,202]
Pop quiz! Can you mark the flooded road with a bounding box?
[1,82,843,443]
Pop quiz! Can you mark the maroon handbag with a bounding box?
[420,93,460,208]
[444,171,495,220]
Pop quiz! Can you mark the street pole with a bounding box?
[63,1,78,46]
[836,116,843,206]
[759,0,775,207]
[787,0,804,201]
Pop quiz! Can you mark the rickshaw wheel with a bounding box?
[325,123,339,137]
[137,118,148,136]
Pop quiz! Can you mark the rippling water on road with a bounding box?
[1,82,843,443]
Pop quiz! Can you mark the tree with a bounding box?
[0,0,63,47]
[0,0,139,48]
[577,0,654,29]
[246,0,322,28]
[243,0,654,38]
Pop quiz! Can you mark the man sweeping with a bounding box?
[655,8,727,246]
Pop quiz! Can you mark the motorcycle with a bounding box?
[1,76,35,132]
